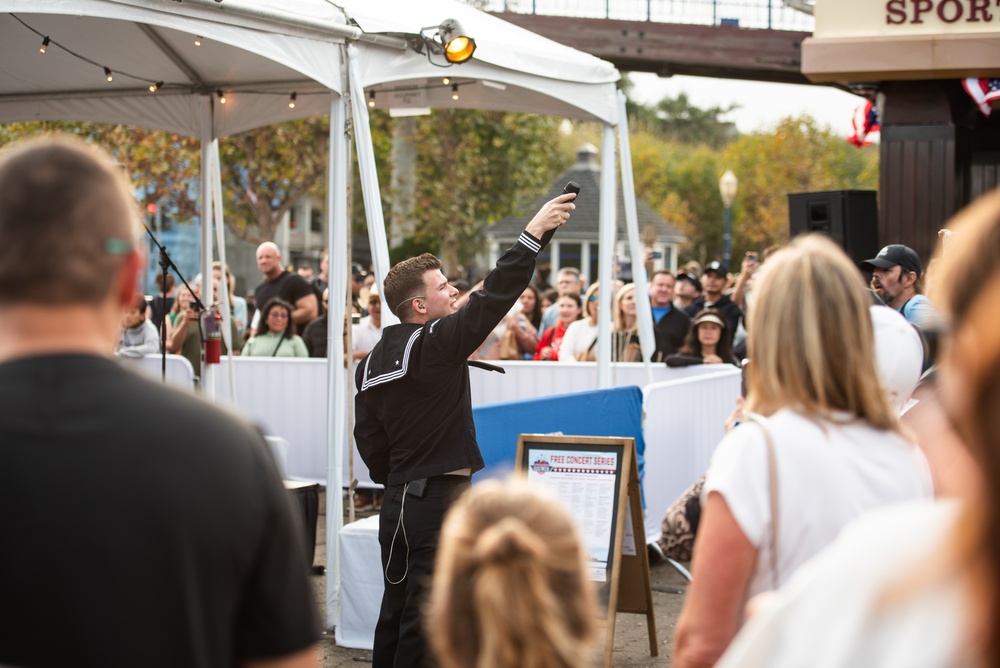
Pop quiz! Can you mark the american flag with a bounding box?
[963,78,1000,117]
[846,99,879,148]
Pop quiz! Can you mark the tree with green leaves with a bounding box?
[394,109,569,276]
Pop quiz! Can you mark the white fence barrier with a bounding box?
[123,356,738,501]
[641,368,742,542]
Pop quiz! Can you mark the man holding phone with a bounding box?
[354,191,576,668]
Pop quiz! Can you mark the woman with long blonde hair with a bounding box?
[427,480,598,668]
[673,234,933,668]
[713,188,1000,667]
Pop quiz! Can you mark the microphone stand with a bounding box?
[143,222,205,383]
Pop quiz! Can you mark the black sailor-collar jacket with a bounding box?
[354,232,542,486]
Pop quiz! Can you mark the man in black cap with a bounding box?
[683,260,741,333]
[861,244,940,329]
[673,271,702,312]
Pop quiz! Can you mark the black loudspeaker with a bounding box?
[788,190,879,266]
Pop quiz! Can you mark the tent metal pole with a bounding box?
[326,85,349,631]
[617,90,656,386]
[347,45,396,326]
[199,94,215,400]
[596,125,617,389]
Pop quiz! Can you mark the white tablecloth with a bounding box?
[337,515,383,649]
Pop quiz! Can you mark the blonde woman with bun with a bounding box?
[427,479,598,668]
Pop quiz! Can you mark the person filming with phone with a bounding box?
[354,190,577,668]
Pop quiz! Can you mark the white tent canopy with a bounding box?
[0,0,656,631]
[341,0,619,124]
[0,0,349,135]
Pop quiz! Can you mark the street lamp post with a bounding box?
[719,169,738,271]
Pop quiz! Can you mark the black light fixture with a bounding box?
[416,18,476,67]
[39,36,49,53]
[438,19,476,64]
[451,84,459,101]
[149,81,163,93]
[217,88,227,104]
[288,92,297,109]
[104,66,113,82]
[368,90,376,108]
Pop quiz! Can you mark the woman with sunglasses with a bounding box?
[241,298,308,358]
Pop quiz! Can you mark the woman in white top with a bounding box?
[673,234,933,668]
[558,281,600,363]
[715,187,1000,668]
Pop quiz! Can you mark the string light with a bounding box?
[368,90,375,108]
[217,89,226,105]
[15,15,166,92]
[288,92,297,109]
[451,84,459,101]
[442,77,450,85]
[194,36,202,47]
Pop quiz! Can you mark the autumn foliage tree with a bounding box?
[399,109,569,275]
[622,105,878,264]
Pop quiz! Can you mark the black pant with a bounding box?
[373,475,471,668]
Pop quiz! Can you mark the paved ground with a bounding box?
[309,491,688,667]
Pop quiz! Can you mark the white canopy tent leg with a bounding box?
[199,95,215,400]
[596,125,617,389]
[617,90,656,386]
[326,91,349,629]
[346,44,396,326]
[209,140,238,407]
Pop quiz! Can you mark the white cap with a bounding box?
[870,305,924,414]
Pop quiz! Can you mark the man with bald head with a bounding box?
[0,137,319,668]
[250,241,318,334]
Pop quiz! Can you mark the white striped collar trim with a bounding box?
[360,328,423,391]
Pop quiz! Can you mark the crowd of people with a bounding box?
[16,132,1000,668]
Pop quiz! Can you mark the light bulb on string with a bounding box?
[104,67,113,83]
[149,81,163,93]
[39,36,49,54]
[451,84,459,101]
[442,77,450,85]
[217,89,226,105]
[194,36,202,47]
[368,90,376,108]
[288,92,297,109]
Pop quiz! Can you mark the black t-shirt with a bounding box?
[254,271,314,320]
[0,355,320,668]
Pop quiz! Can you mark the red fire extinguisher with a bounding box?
[201,306,222,365]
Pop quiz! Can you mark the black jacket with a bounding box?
[684,294,742,334]
[354,232,541,486]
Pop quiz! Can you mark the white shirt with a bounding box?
[718,500,969,668]
[352,316,382,355]
[557,319,598,363]
[704,409,933,599]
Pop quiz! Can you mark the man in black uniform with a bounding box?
[354,192,576,668]
[251,241,318,334]
[0,137,320,668]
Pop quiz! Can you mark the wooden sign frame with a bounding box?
[515,434,657,667]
